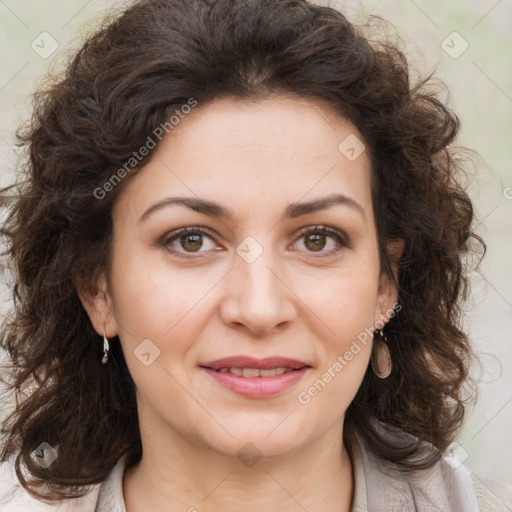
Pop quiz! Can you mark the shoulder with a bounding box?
[468,468,512,511]
[353,422,512,511]
[0,456,101,511]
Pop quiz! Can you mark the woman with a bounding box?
[0,0,511,510]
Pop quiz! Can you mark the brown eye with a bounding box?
[304,232,327,252]
[179,233,203,252]
[160,227,219,259]
[294,225,348,257]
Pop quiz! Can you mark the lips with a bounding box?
[199,356,311,397]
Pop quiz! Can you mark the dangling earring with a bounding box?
[371,328,392,378]
[101,328,110,364]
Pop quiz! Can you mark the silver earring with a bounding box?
[371,328,392,379]
[101,328,110,364]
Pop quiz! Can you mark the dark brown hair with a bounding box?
[0,0,484,502]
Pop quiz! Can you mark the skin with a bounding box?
[78,95,401,512]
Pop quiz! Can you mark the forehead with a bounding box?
[114,95,373,225]
[167,95,365,159]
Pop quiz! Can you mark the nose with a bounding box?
[219,246,297,336]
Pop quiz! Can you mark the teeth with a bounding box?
[242,368,260,377]
[216,367,294,377]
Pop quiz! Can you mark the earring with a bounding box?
[101,328,110,364]
[371,328,392,378]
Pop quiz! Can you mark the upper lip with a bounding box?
[200,356,311,370]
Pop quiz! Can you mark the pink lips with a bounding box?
[199,355,311,398]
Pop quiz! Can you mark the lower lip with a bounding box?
[201,367,309,397]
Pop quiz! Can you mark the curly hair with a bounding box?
[0,0,484,502]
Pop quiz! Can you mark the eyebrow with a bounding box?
[139,193,366,223]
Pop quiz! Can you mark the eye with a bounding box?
[159,227,220,259]
[292,225,348,257]
[158,224,349,260]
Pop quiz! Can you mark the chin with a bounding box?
[193,416,312,461]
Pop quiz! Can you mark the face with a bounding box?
[80,95,399,461]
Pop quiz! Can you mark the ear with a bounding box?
[75,274,118,338]
[374,238,404,327]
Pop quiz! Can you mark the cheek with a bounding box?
[110,258,209,400]
[300,276,377,415]
[110,248,217,339]
[301,264,379,400]
[303,264,380,336]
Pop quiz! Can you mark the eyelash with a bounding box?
[158,225,349,260]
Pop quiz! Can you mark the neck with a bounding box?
[123,418,354,512]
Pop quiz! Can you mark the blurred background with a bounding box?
[1,0,511,485]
